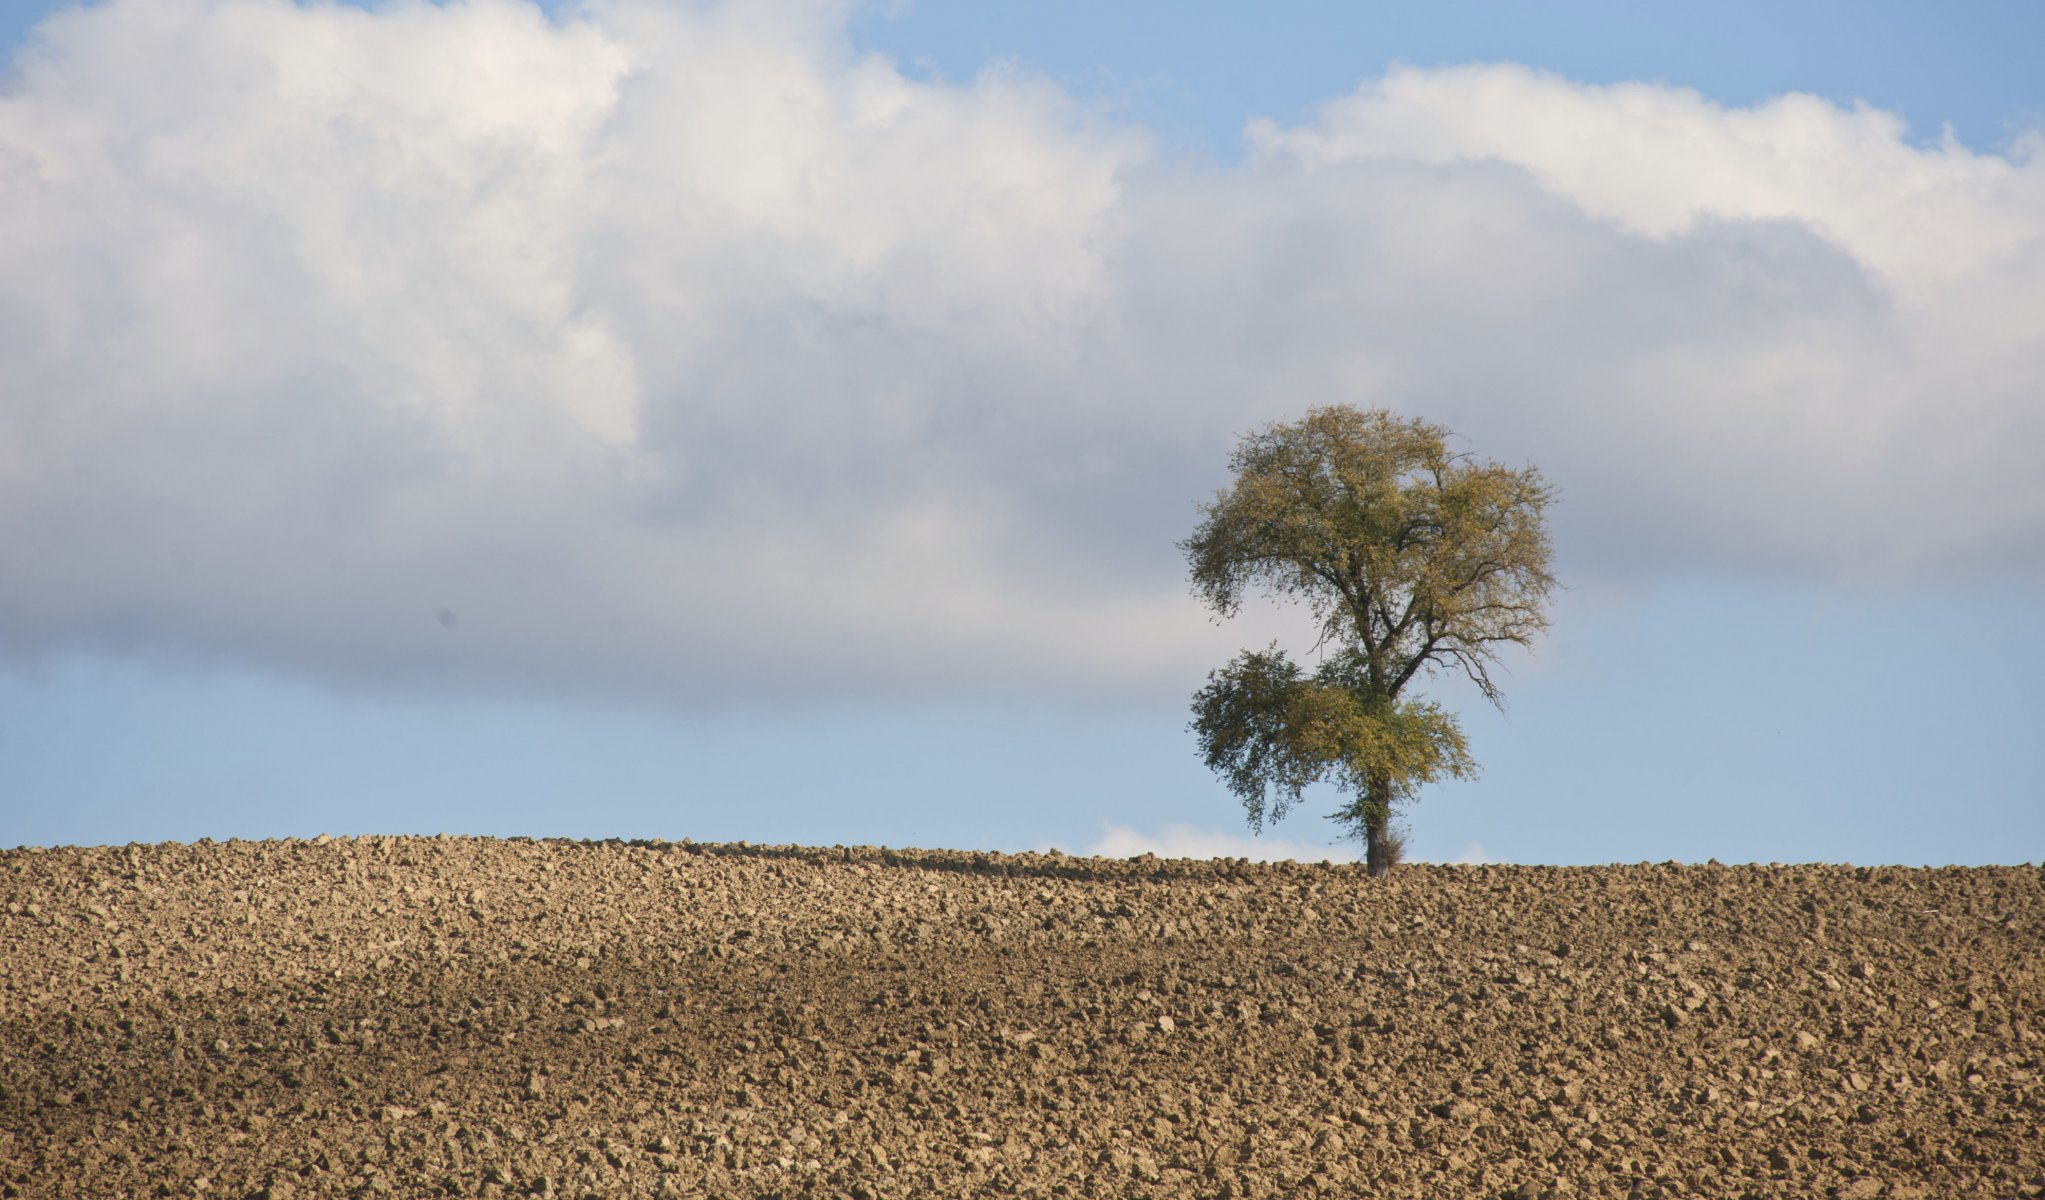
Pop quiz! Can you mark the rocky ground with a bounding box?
[0,837,2040,1199]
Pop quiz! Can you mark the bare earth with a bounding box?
[1,837,2040,1199]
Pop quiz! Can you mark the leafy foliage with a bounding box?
[1192,646,1475,832]
[1183,406,1554,872]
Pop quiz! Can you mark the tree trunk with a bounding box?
[1362,773,1392,878]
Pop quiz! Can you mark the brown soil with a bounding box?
[1,837,2040,1199]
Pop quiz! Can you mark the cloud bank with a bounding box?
[4,0,2042,704]
[1069,825,1497,866]
[1074,824,1362,865]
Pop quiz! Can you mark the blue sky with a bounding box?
[2,0,2041,864]
[849,1,2045,158]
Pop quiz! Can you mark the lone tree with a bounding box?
[1184,406,1555,876]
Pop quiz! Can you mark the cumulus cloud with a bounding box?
[1071,824,1362,864]
[3,1,2041,704]
[1068,824,1496,866]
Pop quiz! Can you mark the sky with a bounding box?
[2,0,2041,864]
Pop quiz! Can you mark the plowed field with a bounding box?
[2,837,2040,1199]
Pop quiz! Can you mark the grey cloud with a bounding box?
[1,0,2040,706]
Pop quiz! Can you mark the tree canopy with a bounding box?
[1183,406,1555,875]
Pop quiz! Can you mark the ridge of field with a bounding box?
[2,837,2040,1199]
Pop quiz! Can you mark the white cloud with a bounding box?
[1060,825,1497,865]
[3,1,2042,704]
[1069,824,1362,864]
[1251,64,2045,278]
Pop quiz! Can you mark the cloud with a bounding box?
[1069,824,1362,864]
[1066,825,1496,866]
[3,1,2042,704]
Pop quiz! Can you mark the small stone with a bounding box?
[1156,1015,1176,1034]
[1792,1030,1821,1051]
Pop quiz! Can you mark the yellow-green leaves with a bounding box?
[1183,406,1553,867]
[1193,648,1476,833]
[1285,684,1475,807]
[1184,406,1554,702]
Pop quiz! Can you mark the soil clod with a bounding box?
[1,838,2040,1198]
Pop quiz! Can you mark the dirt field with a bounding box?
[1,837,2039,1199]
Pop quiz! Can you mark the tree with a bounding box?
[1183,406,1555,876]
